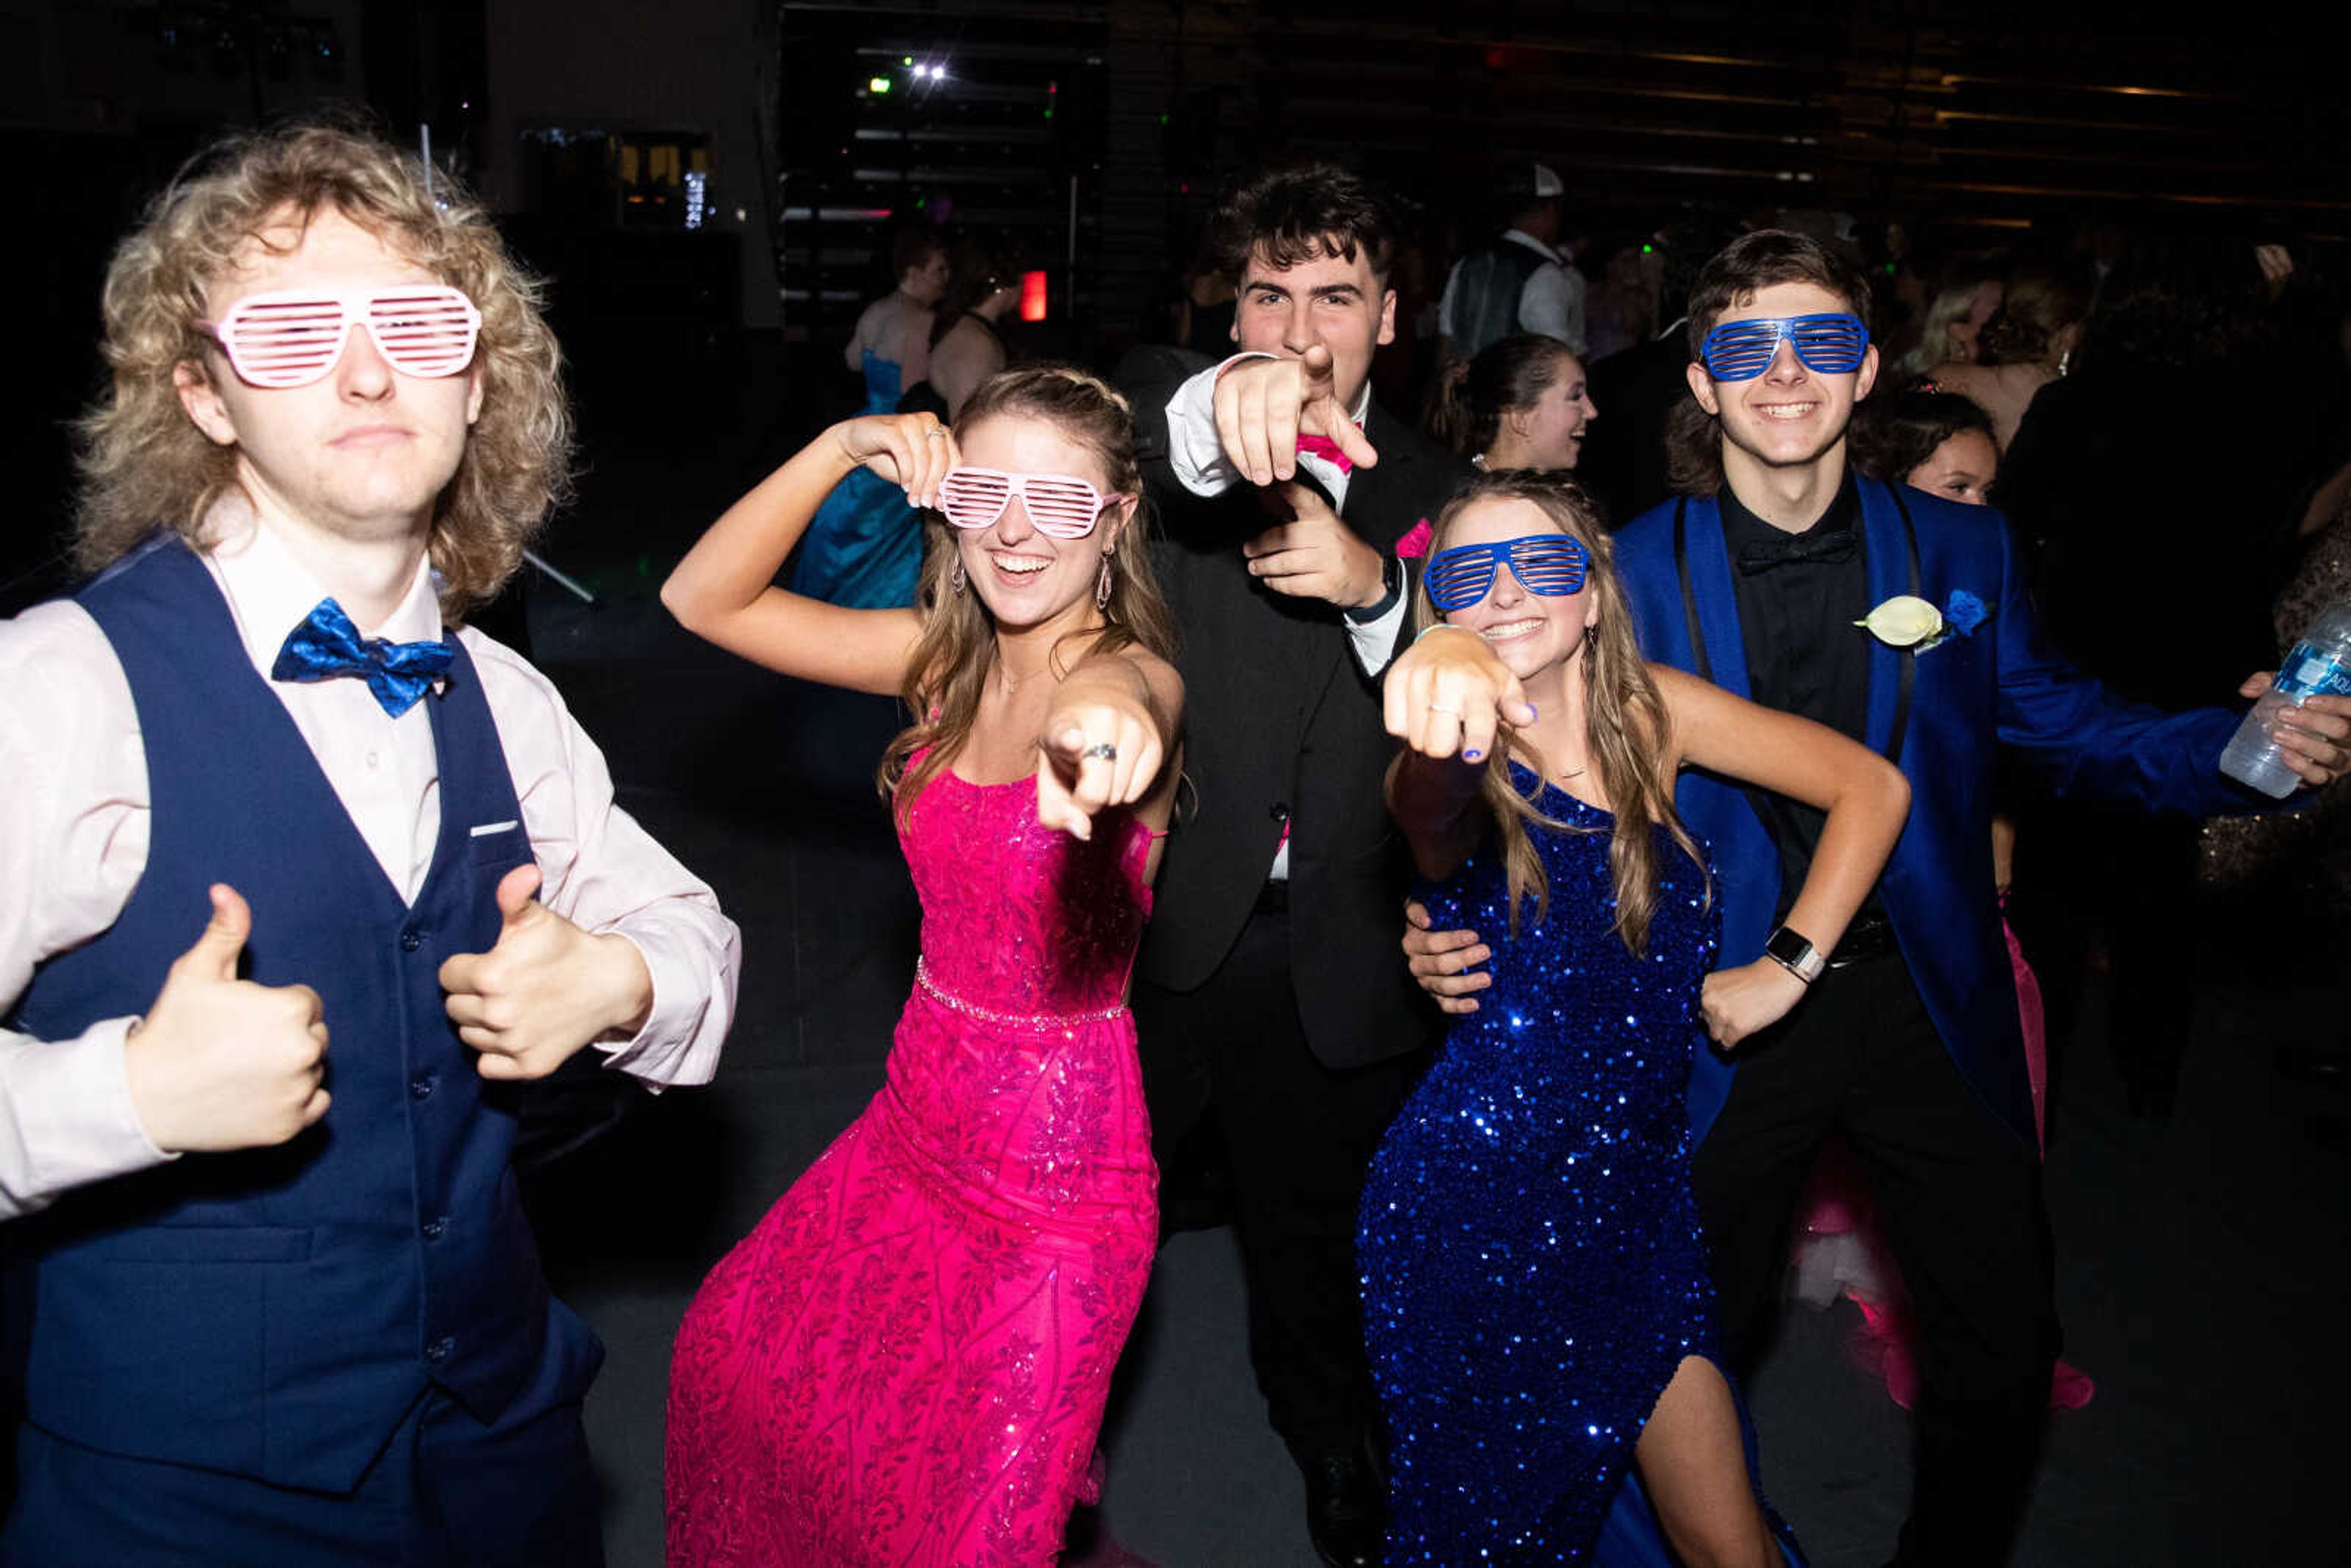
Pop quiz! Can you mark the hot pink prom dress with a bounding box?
[666,762,1158,1566]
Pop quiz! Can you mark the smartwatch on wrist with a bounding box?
[1763,924,1825,985]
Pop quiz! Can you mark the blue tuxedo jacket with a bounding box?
[1614,479,2256,1148]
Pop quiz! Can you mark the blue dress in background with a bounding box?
[790,349,927,609]
[1358,771,1800,1566]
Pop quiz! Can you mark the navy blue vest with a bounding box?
[5,535,595,1492]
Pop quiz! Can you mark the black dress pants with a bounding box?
[1691,950,2060,1568]
[1133,899,1420,1455]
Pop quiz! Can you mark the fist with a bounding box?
[124,885,331,1153]
[1698,959,1809,1051]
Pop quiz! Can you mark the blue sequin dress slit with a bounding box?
[1359,771,1795,1565]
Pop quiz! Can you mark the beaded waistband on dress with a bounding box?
[913,955,1128,1029]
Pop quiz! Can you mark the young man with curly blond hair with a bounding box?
[0,123,739,1564]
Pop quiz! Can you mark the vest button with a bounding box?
[426,1335,454,1365]
[399,929,422,953]
[1269,801,1290,821]
[422,1217,447,1240]
[410,1075,436,1101]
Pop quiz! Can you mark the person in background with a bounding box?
[1174,230,1240,358]
[1890,257,2004,385]
[2000,238,2334,1120]
[1423,332,1599,475]
[1850,388,2000,508]
[1580,213,1745,525]
[1436,162,1587,364]
[1582,233,1663,362]
[1924,260,2089,450]
[790,225,951,607]
[906,236,1024,422]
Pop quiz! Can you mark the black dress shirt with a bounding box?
[1717,479,1883,925]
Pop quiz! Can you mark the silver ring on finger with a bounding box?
[925,428,945,438]
[1426,702,1462,716]
[1081,742,1119,761]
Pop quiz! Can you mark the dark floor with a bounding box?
[512,523,2351,1568]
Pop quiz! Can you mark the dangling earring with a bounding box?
[951,560,967,596]
[1095,546,1115,613]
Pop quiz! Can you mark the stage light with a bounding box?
[868,76,891,94]
[1019,270,1048,323]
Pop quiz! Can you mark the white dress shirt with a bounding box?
[1438,228,1588,356]
[0,508,740,1218]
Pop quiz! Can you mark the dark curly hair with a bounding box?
[1207,162,1401,287]
[1848,391,1997,486]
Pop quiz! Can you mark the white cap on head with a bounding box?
[1532,163,1564,199]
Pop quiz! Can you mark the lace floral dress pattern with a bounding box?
[666,763,1158,1567]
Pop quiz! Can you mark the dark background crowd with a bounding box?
[7,2,2351,1562]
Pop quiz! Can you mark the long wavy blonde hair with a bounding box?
[1414,470,1706,954]
[877,366,1178,816]
[74,119,570,621]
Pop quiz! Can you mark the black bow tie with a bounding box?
[1736,528,1858,575]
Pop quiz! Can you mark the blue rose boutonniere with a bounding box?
[1856,589,1989,652]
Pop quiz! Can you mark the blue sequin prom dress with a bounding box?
[1359,772,1800,1566]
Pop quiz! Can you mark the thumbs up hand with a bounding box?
[438,864,654,1081]
[123,884,331,1153]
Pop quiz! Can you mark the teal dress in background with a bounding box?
[791,350,927,609]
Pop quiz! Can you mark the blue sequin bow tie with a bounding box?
[271,597,454,717]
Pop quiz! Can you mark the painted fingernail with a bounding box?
[1463,749,1482,762]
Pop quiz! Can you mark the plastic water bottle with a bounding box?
[2219,598,2351,798]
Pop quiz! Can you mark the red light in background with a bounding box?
[1019,271,1049,322]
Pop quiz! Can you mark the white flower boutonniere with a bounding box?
[1856,590,1989,653]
